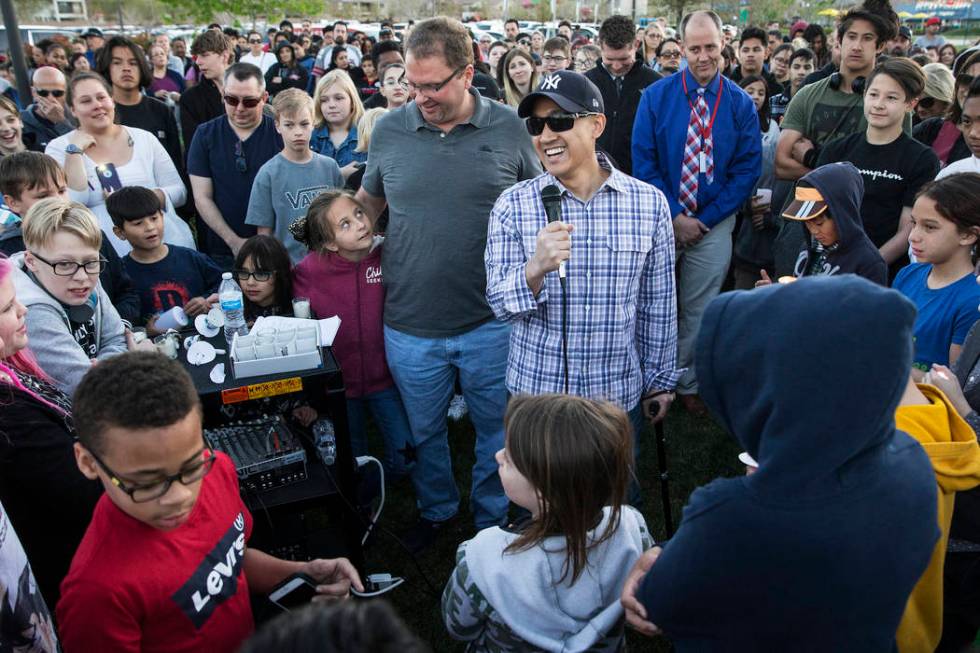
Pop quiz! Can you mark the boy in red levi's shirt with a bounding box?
[56,353,362,653]
[291,190,414,480]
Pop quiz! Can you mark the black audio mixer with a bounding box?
[205,415,308,493]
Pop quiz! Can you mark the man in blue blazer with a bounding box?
[632,10,761,414]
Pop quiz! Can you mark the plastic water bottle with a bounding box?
[218,272,248,343]
[312,419,336,466]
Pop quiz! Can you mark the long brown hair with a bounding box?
[503,394,633,584]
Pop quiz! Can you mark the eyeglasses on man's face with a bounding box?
[224,94,263,109]
[406,65,466,95]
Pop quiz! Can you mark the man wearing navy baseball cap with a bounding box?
[485,70,681,499]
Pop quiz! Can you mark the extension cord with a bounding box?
[355,456,384,546]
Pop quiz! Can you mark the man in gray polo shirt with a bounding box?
[357,16,541,551]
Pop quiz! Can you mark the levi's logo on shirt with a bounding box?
[171,512,246,628]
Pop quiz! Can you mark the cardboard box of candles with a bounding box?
[230,317,323,379]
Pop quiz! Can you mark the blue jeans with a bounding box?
[384,320,511,528]
[346,386,414,479]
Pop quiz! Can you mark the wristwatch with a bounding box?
[65,143,83,155]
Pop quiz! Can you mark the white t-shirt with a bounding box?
[936,155,980,180]
[239,51,277,75]
[45,127,195,256]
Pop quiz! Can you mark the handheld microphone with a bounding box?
[540,184,566,280]
[541,183,569,394]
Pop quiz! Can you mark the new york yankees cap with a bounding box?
[517,70,604,118]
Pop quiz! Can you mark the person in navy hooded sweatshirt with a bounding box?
[621,275,939,651]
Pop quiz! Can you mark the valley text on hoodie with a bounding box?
[638,276,939,651]
[442,506,651,652]
[789,162,887,285]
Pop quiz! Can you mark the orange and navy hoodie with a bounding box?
[292,240,392,398]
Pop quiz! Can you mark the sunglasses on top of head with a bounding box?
[525,112,598,136]
[223,95,262,108]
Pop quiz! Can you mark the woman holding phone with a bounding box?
[44,72,194,257]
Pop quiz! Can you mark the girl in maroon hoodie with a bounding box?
[290,191,414,480]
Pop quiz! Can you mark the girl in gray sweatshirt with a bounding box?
[441,394,652,652]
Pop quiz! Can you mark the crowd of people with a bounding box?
[0,2,979,651]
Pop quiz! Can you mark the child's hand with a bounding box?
[754,270,773,288]
[184,297,211,317]
[126,330,156,352]
[145,315,164,338]
[292,405,317,427]
[298,558,364,600]
[924,364,972,418]
[621,547,663,637]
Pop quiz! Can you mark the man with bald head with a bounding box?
[21,67,74,151]
[632,10,760,415]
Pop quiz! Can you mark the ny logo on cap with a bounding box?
[540,75,561,91]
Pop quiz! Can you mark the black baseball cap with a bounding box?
[899,26,912,40]
[517,70,604,118]
[81,27,104,39]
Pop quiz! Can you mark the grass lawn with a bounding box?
[359,403,742,652]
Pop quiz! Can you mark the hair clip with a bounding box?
[288,215,309,245]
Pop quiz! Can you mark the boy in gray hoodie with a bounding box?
[11,198,129,394]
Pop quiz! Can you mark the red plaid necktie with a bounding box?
[678,88,714,215]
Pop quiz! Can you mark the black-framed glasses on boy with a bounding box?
[234,140,247,173]
[233,269,274,282]
[29,251,107,276]
[88,445,216,503]
[525,112,600,136]
[406,64,466,95]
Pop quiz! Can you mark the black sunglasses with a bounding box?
[36,89,65,98]
[234,140,247,173]
[957,74,975,89]
[223,95,262,108]
[525,112,598,136]
[918,96,936,109]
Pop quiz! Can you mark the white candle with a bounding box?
[293,298,312,319]
[155,335,178,359]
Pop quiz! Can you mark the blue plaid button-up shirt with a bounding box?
[485,156,682,409]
